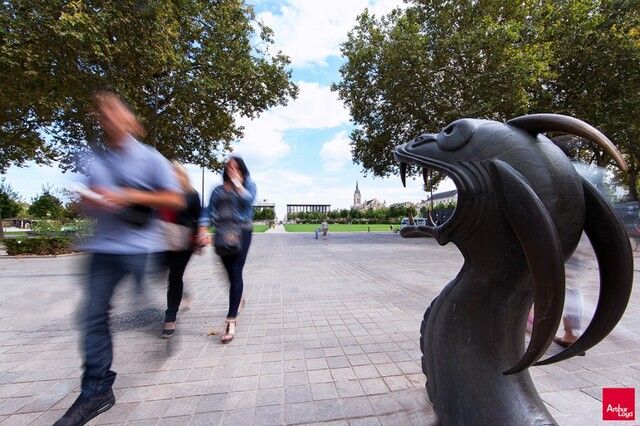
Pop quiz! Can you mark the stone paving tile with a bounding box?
[128,399,171,421]
[308,370,333,384]
[1,234,639,425]
[310,382,339,401]
[31,408,66,425]
[0,397,29,415]
[92,401,140,424]
[161,415,194,425]
[383,375,413,392]
[335,380,365,398]
[253,403,285,425]
[541,389,601,418]
[2,411,41,425]
[285,384,312,404]
[195,393,226,413]
[360,378,389,396]
[285,401,318,424]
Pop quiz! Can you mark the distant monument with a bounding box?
[352,181,385,210]
[353,181,361,207]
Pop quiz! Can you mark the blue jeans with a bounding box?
[81,253,148,397]
[219,230,252,318]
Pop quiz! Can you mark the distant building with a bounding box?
[352,182,385,210]
[353,181,361,207]
[286,204,331,215]
[417,190,458,210]
[428,190,457,204]
[358,198,386,210]
[253,199,275,212]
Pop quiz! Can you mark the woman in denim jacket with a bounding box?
[198,156,256,342]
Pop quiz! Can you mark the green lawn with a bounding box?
[253,224,269,233]
[283,223,394,233]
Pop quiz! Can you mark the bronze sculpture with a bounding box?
[394,114,633,425]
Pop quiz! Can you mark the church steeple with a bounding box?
[353,181,361,207]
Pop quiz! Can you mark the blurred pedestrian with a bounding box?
[160,161,202,338]
[55,91,184,426]
[321,220,328,240]
[198,156,256,343]
[554,253,585,350]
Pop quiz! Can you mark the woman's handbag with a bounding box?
[214,227,242,256]
[161,221,193,251]
[118,204,153,228]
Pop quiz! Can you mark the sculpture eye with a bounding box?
[411,134,437,148]
[437,119,478,151]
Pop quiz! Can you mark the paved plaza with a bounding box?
[0,233,638,425]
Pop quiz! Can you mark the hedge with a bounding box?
[4,237,74,256]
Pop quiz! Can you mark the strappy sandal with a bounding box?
[221,319,236,344]
[162,322,175,338]
[553,337,586,356]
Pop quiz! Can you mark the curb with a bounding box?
[0,251,84,260]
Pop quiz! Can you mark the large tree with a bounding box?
[0,177,22,238]
[334,0,640,195]
[333,1,553,183]
[540,1,640,198]
[0,0,298,172]
[28,186,65,219]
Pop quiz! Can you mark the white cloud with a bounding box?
[233,81,350,166]
[232,119,291,165]
[268,82,350,129]
[258,0,406,67]
[320,131,352,172]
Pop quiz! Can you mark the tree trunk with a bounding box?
[628,168,638,201]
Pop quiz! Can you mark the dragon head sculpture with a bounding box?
[395,114,633,424]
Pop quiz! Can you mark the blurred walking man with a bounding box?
[55,91,184,425]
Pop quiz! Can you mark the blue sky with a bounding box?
[3,0,454,218]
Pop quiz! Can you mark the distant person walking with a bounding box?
[161,161,202,338]
[55,91,184,426]
[554,252,585,351]
[321,220,328,241]
[198,156,256,343]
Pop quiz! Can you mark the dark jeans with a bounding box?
[164,250,193,322]
[81,253,148,397]
[219,229,252,318]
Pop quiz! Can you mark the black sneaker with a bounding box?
[54,389,115,425]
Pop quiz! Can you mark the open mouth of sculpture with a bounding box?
[395,149,465,242]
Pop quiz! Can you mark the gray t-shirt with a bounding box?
[82,136,179,254]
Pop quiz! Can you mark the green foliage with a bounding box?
[29,218,94,236]
[60,188,81,219]
[287,205,423,224]
[0,0,298,172]
[540,1,640,198]
[0,177,21,219]
[253,208,276,221]
[4,237,73,255]
[334,0,640,196]
[432,200,457,211]
[28,187,65,219]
